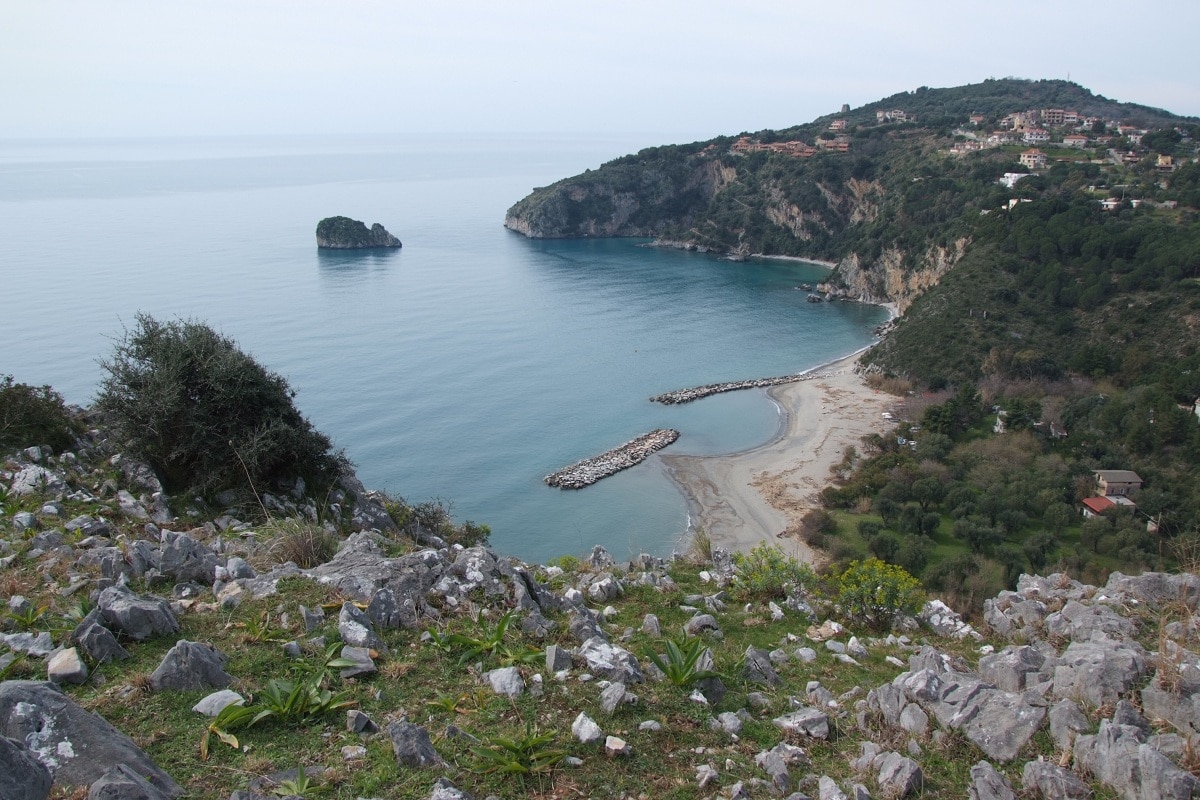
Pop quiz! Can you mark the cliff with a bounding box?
[315,216,402,249]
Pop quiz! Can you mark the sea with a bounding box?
[0,133,888,564]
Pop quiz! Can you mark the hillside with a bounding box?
[505,77,1200,635]
[5,421,1200,799]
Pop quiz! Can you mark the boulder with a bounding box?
[577,637,643,683]
[1052,640,1146,707]
[742,646,783,688]
[47,648,89,685]
[484,666,524,698]
[572,712,603,744]
[0,734,52,800]
[772,707,830,739]
[387,721,441,767]
[968,760,1016,800]
[961,690,1045,762]
[157,531,218,584]
[148,641,232,691]
[1021,760,1090,799]
[97,585,178,641]
[87,763,173,800]
[337,602,386,652]
[0,681,182,796]
[876,751,923,797]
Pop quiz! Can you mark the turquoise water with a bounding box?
[0,135,887,562]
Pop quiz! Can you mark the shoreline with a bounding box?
[661,350,901,564]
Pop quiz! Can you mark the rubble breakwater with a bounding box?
[544,429,680,489]
[651,370,836,405]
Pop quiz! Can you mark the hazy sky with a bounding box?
[5,1,1198,143]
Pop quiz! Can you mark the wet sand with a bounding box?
[662,352,900,564]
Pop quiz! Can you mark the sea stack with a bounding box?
[316,216,402,249]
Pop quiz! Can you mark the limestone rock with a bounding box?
[772,706,830,739]
[0,734,52,800]
[577,636,643,683]
[484,666,525,698]
[968,760,1016,800]
[572,712,603,744]
[191,690,244,717]
[87,763,173,800]
[338,602,386,652]
[47,648,89,685]
[876,751,923,797]
[97,585,178,641]
[1021,760,1090,799]
[0,680,182,796]
[149,640,232,691]
[742,646,782,687]
[388,721,441,767]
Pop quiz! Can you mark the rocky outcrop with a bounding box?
[821,238,969,313]
[315,216,401,249]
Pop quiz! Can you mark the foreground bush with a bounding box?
[0,375,78,454]
[96,314,347,498]
[730,542,817,601]
[835,558,924,629]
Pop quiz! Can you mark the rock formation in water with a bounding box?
[315,216,402,249]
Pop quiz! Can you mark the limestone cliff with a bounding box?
[821,238,970,313]
[316,216,402,249]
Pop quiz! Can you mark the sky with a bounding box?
[4,0,1199,144]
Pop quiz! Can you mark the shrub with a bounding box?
[834,558,924,630]
[730,542,817,600]
[96,315,347,498]
[266,519,338,568]
[0,376,78,454]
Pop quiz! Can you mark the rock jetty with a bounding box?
[651,371,835,405]
[315,216,402,249]
[544,429,679,489]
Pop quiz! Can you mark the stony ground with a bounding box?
[3,428,1200,799]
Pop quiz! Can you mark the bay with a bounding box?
[0,134,887,563]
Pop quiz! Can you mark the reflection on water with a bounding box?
[317,247,402,274]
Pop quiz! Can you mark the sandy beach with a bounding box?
[662,352,900,564]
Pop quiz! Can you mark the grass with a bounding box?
[0,455,1165,799]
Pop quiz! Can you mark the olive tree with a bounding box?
[97,314,347,499]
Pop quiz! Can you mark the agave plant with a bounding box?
[470,721,566,789]
[642,636,723,689]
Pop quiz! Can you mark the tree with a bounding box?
[97,315,348,499]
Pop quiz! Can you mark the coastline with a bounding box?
[662,350,901,564]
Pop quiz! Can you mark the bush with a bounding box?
[834,558,924,629]
[730,542,817,600]
[96,315,347,498]
[0,376,78,454]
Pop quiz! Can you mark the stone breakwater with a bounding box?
[651,371,838,405]
[544,429,680,489]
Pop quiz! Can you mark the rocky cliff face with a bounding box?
[821,237,969,313]
[315,216,402,249]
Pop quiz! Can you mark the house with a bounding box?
[1094,470,1142,497]
[1063,134,1090,148]
[1081,496,1115,518]
[1100,197,1122,211]
[829,119,847,131]
[1158,154,1177,171]
[1194,397,1200,421]
[1081,495,1138,518]
[1019,149,1047,170]
[876,109,909,124]
[998,172,1030,188]
[969,114,986,126]
[1023,129,1051,145]
[1041,108,1066,126]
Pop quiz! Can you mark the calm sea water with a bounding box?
[0,134,887,563]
